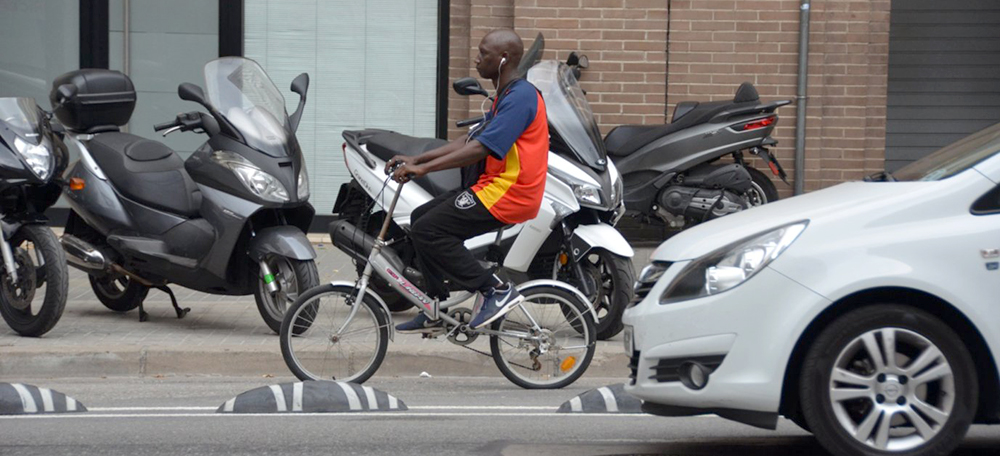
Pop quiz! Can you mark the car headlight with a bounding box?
[212,150,288,202]
[13,136,53,180]
[660,221,808,304]
[572,184,602,206]
[297,166,309,200]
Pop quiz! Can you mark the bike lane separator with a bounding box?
[0,383,88,415]
[216,381,407,414]
[556,383,643,414]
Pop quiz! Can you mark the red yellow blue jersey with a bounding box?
[469,79,548,224]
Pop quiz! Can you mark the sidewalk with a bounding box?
[0,242,657,379]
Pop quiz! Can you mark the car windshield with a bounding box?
[0,97,42,145]
[203,57,291,157]
[527,60,607,170]
[894,122,1000,181]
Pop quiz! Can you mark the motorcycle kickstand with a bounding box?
[155,285,190,319]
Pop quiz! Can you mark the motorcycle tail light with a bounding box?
[737,115,775,132]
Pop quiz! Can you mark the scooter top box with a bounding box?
[50,69,136,133]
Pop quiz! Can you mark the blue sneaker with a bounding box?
[395,312,444,333]
[470,284,524,329]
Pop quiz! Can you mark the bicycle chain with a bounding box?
[457,342,538,371]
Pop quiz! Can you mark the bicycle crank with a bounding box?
[446,307,479,346]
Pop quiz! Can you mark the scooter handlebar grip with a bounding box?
[153,120,179,132]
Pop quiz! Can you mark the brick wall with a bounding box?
[448,0,668,140]
[450,0,892,193]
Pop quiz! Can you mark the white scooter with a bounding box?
[330,36,634,340]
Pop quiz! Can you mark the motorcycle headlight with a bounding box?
[297,166,309,200]
[660,221,808,304]
[572,184,602,206]
[13,136,53,180]
[212,150,288,202]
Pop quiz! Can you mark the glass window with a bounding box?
[244,0,439,213]
[0,0,79,110]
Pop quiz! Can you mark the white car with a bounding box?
[623,124,1000,456]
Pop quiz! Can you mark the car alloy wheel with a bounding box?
[829,328,954,451]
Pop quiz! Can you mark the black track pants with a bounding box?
[410,188,506,300]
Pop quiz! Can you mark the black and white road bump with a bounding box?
[217,381,407,413]
[557,383,643,414]
[0,383,87,415]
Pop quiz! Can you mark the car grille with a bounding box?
[631,262,671,305]
[628,350,640,385]
[650,355,726,383]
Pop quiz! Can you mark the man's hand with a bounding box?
[385,155,416,175]
[392,163,427,183]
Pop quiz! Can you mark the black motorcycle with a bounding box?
[53,57,317,333]
[0,97,69,336]
[603,83,791,229]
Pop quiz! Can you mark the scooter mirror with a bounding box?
[453,77,488,97]
[178,83,209,107]
[577,54,589,69]
[291,73,309,97]
[566,52,580,67]
[289,73,310,133]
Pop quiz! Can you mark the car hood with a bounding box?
[650,181,935,262]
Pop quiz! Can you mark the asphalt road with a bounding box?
[2,376,999,455]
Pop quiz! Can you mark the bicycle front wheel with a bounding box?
[280,284,389,384]
[490,286,596,389]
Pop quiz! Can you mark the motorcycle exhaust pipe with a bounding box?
[60,234,108,273]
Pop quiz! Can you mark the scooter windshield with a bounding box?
[0,98,43,145]
[527,60,607,170]
[204,57,292,157]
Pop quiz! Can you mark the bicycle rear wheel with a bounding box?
[489,286,596,389]
[280,284,389,384]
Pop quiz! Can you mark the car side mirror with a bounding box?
[453,77,488,97]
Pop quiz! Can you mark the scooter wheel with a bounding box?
[254,255,320,334]
[0,225,69,337]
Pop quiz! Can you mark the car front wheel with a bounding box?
[799,305,977,456]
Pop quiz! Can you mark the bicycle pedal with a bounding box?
[420,328,447,338]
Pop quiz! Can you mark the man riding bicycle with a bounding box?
[388,29,549,332]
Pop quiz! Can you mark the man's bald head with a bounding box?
[482,29,523,67]
[475,29,524,83]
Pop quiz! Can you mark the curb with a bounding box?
[0,345,630,379]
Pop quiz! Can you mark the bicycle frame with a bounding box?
[338,180,540,341]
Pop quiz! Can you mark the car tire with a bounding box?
[799,305,977,456]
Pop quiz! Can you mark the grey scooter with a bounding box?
[53,57,317,333]
[604,83,791,229]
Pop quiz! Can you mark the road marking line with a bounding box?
[11,384,37,413]
[336,382,361,411]
[39,389,55,412]
[89,407,218,411]
[292,383,303,412]
[269,385,287,412]
[409,406,552,410]
[597,386,618,413]
[570,397,582,412]
[0,412,657,420]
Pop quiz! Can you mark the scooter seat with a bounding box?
[87,132,202,217]
[605,83,762,158]
[366,131,462,197]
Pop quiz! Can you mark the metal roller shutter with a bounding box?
[885,0,1000,172]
